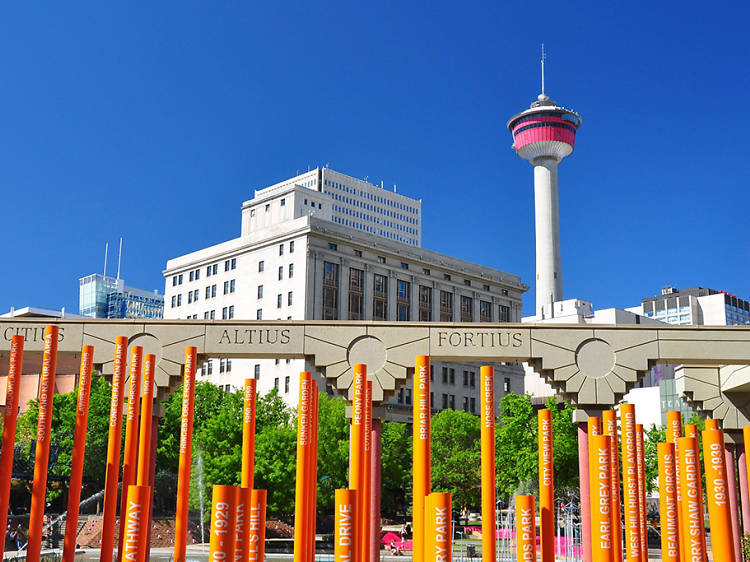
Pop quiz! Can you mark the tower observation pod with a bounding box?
[507,51,581,317]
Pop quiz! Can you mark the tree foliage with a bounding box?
[430,409,481,509]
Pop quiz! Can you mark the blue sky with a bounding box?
[1,2,748,317]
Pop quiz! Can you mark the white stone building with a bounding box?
[163,169,527,418]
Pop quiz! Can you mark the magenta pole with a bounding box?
[739,444,750,534]
[578,422,592,562]
[370,419,383,562]
[726,443,742,562]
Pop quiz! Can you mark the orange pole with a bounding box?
[677,436,706,562]
[294,372,314,562]
[603,410,622,562]
[359,380,372,562]
[590,435,613,562]
[99,335,128,562]
[242,378,258,489]
[136,354,155,486]
[118,346,143,562]
[538,408,553,562]
[589,416,601,436]
[683,425,707,558]
[515,494,536,562]
[412,355,431,562]
[350,366,366,562]
[635,424,647,562]
[703,429,735,562]
[481,367,497,562]
[174,346,197,562]
[209,485,238,562]
[309,382,320,562]
[0,335,23,561]
[121,484,151,562]
[27,325,59,562]
[658,443,680,562]
[62,345,94,562]
[620,404,641,562]
[248,489,267,562]
[235,487,250,562]
[705,419,719,431]
[424,492,452,562]
[665,411,684,562]
[745,426,750,534]
[335,489,357,562]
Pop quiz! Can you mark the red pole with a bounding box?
[738,443,750,534]
[369,418,383,562]
[62,345,94,562]
[725,443,742,562]
[482,367,498,562]
[578,421,593,562]
[412,356,431,562]
[27,325,59,562]
[118,346,143,562]
[0,335,23,561]
[100,335,129,562]
[173,347,197,562]
[293,372,314,562]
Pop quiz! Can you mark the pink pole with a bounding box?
[738,444,750,534]
[370,418,382,562]
[578,422,592,562]
[726,443,742,562]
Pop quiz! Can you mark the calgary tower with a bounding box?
[507,47,581,317]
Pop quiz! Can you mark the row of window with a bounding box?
[171,259,237,287]
[171,280,237,307]
[332,203,418,234]
[331,216,418,245]
[323,178,419,215]
[398,380,511,413]
[323,261,512,322]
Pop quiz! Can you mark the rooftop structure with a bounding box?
[636,286,750,326]
[79,274,164,319]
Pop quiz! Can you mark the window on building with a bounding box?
[480,300,492,322]
[442,367,448,384]
[423,268,430,276]
[442,393,448,409]
[277,294,282,308]
[205,360,213,375]
[204,311,209,319]
[470,371,476,388]
[220,358,226,373]
[405,389,411,405]
[288,292,293,306]
[256,309,262,320]
[463,396,469,411]
[373,274,388,321]
[212,285,216,298]
[259,261,264,272]
[178,274,183,285]
[280,198,286,207]
[278,266,283,281]
[230,279,235,293]
[440,291,453,321]
[171,295,176,308]
[225,260,230,272]
[377,256,386,264]
[461,295,473,322]
[349,268,364,320]
[449,395,455,409]
[443,274,451,281]
[504,377,511,393]
[274,377,279,389]
[397,280,410,321]
[400,262,409,270]
[205,286,210,299]
[229,305,234,319]
[290,241,294,253]
[500,305,510,323]
[210,310,215,319]
[463,370,469,386]
[258,285,264,299]
[173,276,177,287]
[279,244,284,256]
[212,264,218,275]
[470,397,476,413]
[207,266,212,277]
[430,365,434,381]
[419,286,432,321]
[502,289,509,296]
[222,307,228,320]
[288,264,294,278]
[449,368,455,385]
[285,376,290,394]
[231,258,236,270]
[189,271,194,282]
[328,243,337,251]
[254,364,260,379]
[177,294,182,306]
[224,281,229,295]
[188,292,193,304]
[354,249,362,257]
[464,279,471,287]
[323,261,340,320]
[265,204,270,212]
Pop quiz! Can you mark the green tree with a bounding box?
[315,392,350,514]
[15,374,115,501]
[495,393,537,499]
[547,397,580,494]
[643,424,665,494]
[381,421,411,516]
[431,408,481,509]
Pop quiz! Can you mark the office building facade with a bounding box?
[79,274,164,319]
[164,169,527,415]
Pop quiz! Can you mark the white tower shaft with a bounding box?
[533,156,562,316]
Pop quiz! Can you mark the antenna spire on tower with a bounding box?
[541,43,546,95]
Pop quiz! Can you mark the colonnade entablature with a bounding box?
[2,319,749,437]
